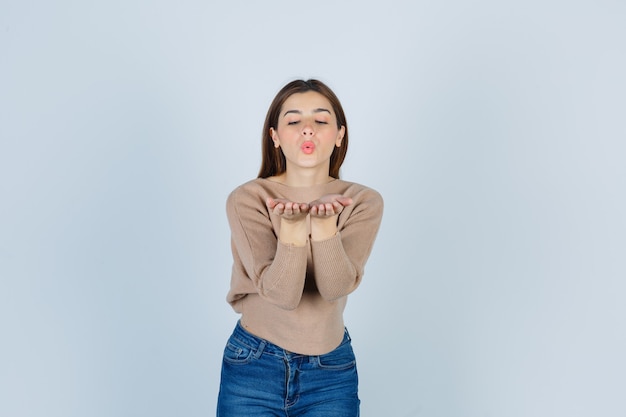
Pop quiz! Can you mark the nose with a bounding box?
[301,121,314,136]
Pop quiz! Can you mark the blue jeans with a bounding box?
[217,321,360,416]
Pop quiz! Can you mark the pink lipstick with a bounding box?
[301,141,315,154]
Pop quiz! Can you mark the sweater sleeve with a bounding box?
[310,187,384,301]
[226,186,308,310]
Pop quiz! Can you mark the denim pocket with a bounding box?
[223,338,254,365]
[316,340,356,370]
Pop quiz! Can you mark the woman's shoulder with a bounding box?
[333,179,383,202]
[228,177,297,204]
[230,178,268,193]
[226,178,270,205]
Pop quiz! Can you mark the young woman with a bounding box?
[217,79,383,416]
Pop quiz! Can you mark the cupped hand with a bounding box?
[266,197,310,221]
[309,194,353,217]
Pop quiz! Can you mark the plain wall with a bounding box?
[1,1,624,416]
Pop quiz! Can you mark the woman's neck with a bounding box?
[274,169,334,187]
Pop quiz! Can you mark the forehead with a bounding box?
[281,91,334,113]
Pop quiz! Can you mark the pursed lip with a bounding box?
[301,141,315,153]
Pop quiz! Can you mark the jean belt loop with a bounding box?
[253,339,267,359]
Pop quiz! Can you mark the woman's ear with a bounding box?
[336,126,346,147]
[269,128,280,148]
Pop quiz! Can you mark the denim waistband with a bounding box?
[231,320,351,358]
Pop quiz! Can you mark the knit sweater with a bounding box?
[225,177,383,355]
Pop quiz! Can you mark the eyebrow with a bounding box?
[282,108,332,117]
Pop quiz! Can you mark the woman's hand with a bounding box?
[309,194,353,218]
[266,198,310,221]
[309,194,353,241]
[267,198,309,246]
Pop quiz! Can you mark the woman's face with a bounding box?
[270,91,345,174]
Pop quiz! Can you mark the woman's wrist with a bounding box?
[279,217,308,246]
[310,216,338,241]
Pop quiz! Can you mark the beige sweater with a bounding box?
[225,178,383,355]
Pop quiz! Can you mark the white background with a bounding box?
[1,1,625,416]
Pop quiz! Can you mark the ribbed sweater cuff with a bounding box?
[264,241,308,309]
[310,233,351,278]
[274,240,308,275]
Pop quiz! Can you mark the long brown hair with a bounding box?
[258,79,349,179]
